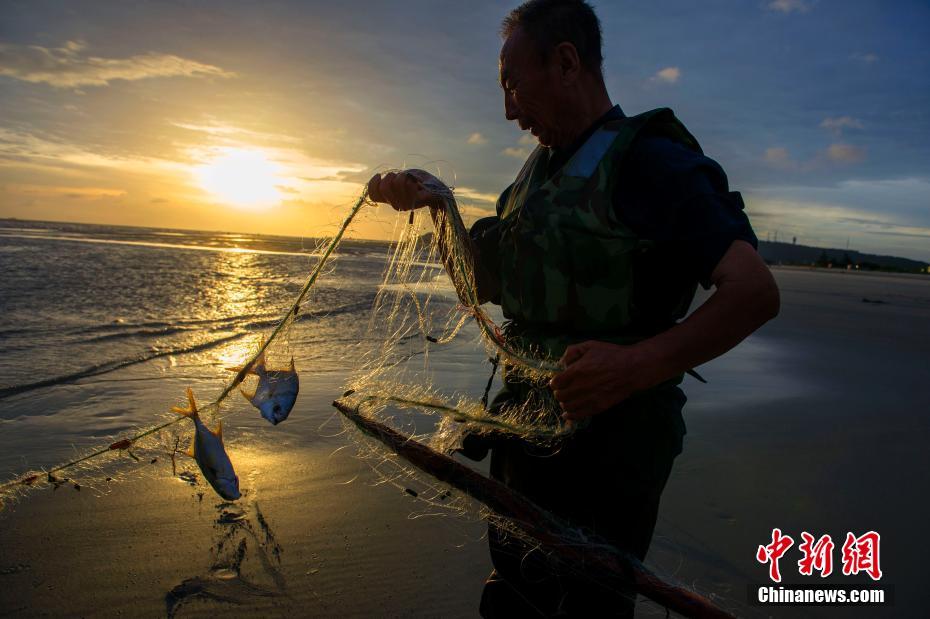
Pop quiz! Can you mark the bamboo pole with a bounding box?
[333,399,736,619]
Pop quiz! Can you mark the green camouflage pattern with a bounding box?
[496,108,702,359]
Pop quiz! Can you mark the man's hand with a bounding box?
[550,341,652,421]
[367,169,447,211]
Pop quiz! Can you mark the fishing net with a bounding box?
[0,173,569,506]
[338,172,571,455]
[0,172,737,617]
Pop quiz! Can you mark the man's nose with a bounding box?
[504,91,518,121]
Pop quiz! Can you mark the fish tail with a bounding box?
[171,387,199,418]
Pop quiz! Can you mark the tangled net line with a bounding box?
[338,172,574,459]
[0,176,568,507]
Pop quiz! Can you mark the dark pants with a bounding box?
[478,386,687,618]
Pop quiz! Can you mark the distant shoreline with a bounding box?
[770,264,930,282]
[3,216,928,272]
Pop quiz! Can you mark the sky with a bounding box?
[1,0,928,260]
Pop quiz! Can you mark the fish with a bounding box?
[228,347,299,425]
[172,388,241,501]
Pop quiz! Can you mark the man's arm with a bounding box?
[550,240,779,420]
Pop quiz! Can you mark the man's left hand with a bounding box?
[550,341,651,420]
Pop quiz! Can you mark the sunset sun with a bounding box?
[194,148,283,208]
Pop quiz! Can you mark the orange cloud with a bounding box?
[651,66,681,84]
[501,147,529,159]
[826,143,866,163]
[466,132,487,145]
[7,184,127,199]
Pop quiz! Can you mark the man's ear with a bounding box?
[553,41,581,85]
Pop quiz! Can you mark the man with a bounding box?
[368,1,779,616]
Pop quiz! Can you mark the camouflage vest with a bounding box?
[496,108,702,359]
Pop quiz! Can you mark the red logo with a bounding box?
[841,531,882,581]
[798,532,834,577]
[757,529,882,582]
[756,528,794,582]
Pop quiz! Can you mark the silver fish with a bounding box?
[172,388,241,501]
[230,349,299,425]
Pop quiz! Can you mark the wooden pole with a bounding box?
[334,399,736,619]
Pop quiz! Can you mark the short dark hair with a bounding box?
[501,0,604,76]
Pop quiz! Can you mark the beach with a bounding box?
[1,222,927,617]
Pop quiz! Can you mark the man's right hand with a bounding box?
[367,169,447,211]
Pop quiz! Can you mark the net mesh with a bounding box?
[0,174,740,618]
[0,176,570,508]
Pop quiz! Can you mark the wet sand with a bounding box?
[1,266,928,617]
[651,267,930,618]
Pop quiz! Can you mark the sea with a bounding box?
[0,218,455,479]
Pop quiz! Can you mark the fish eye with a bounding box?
[273,404,281,413]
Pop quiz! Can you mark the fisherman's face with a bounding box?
[499,27,569,148]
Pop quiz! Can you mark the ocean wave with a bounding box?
[0,296,379,400]
[0,331,248,401]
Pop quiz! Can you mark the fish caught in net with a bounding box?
[0,173,567,507]
[0,187,369,508]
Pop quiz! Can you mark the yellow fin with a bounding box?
[289,357,296,372]
[239,387,256,401]
[214,420,224,442]
[185,438,195,458]
[172,387,199,418]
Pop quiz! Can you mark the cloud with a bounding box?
[851,52,879,64]
[826,143,866,163]
[745,194,930,260]
[755,176,930,228]
[763,147,791,166]
[501,147,529,159]
[172,121,299,146]
[455,186,499,204]
[0,41,234,88]
[820,116,863,136]
[651,67,680,84]
[466,132,487,145]
[762,143,866,170]
[518,134,536,145]
[0,126,185,173]
[7,183,127,199]
[767,0,811,14]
